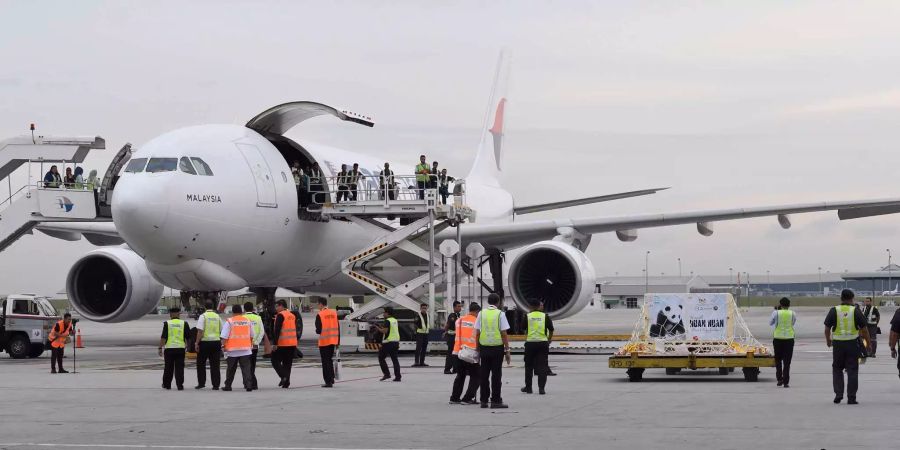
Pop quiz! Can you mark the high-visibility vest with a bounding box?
[49,320,72,349]
[773,309,795,340]
[223,315,252,352]
[453,314,477,354]
[200,311,221,341]
[479,308,503,346]
[245,312,264,346]
[380,170,393,187]
[349,170,360,184]
[526,311,549,342]
[416,312,429,334]
[833,305,859,341]
[337,171,349,185]
[415,163,430,182]
[318,308,340,347]
[864,306,878,325]
[276,310,298,347]
[384,317,400,342]
[165,319,186,349]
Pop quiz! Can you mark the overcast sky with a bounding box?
[4,1,900,295]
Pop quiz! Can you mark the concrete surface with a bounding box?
[1,305,898,450]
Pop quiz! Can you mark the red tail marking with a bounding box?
[489,98,506,135]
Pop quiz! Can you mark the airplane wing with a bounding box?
[513,187,668,215]
[452,197,900,249]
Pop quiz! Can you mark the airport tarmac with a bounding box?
[1,305,899,450]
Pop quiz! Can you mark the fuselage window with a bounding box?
[124,158,148,173]
[146,158,178,173]
[179,157,197,175]
[190,157,214,176]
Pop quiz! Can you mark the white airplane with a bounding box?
[882,283,899,296]
[34,53,900,323]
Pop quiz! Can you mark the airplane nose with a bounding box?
[111,177,170,240]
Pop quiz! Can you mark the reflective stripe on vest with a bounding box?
[416,312,429,334]
[277,310,298,347]
[224,316,252,352]
[318,308,340,347]
[245,312,264,346]
[453,315,477,354]
[201,311,221,341]
[385,317,400,342]
[833,305,858,341]
[165,319,186,349]
[49,320,72,349]
[479,308,503,346]
[526,311,548,342]
[773,309,794,339]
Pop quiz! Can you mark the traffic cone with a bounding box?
[75,330,84,348]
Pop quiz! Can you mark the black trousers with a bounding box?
[224,355,252,389]
[379,341,401,379]
[524,341,549,391]
[337,185,349,202]
[867,325,878,355]
[773,338,794,385]
[479,345,505,404]
[450,357,480,402]
[249,348,258,389]
[833,340,860,398]
[444,335,457,372]
[414,333,428,365]
[320,344,336,385]
[162,348,185,388]
[349,183,358,201]
[196,340,221,388]
[417,181,427,199]
[271,346,295,384]
[439,186,449,205]
[51,347,65,372]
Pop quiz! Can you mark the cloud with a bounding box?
[786,89,900,115]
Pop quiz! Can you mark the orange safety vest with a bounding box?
[453,314,477,355]
[317,308,340,347]
[277,310,298,347]
[49,320,72,349]
[223,315,252,352]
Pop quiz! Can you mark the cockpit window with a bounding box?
[179,157,197,175]
[124,158,148,173]
[190,157,214,176]
[146,158,178,173]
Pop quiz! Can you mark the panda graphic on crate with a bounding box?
[649,301,686,338]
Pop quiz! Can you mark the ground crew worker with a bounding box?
[861,297,880,357]
[243,302,271,391]
[349,163,362,201]
[193,302,222,390]
[315,298,340,388]
[449,302,480,404]
[889,307,900,378]
[413,303,430,367]
[429,161,439,190]
[476,293,511,409]
[443,301,462,374]
[522,299,554,395]
[48,313,73,374]
[308,162,324,206]
[380,162,395,200]
[221,305,255,392]
[825,289,871,404]
[437,169,454,205]
[158,307,189,390]
[336,164,350,203]
[415,155,429,200]
[376,307,401,382]
[771,297,796,388]
[271,300,298,388]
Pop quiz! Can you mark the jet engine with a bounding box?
[507,240,596,320]
[66,247,164,322]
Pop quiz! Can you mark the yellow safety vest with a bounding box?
[526,311,548,342]
[245,312,264,346]
[415,163,430,182]
[165,319,186,349]
[773,309,794,340]
[416,312,429,334]
[200,311,221,341]
[385,317,400,342]
[479,308,503,346]
[833,305,858,341]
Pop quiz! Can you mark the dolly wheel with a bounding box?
[627,368,644,382]
[718,367,729,375]
[665,368,680,375]
[742,367,759,382]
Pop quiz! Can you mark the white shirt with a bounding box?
[220,316,257,358]
[769,309,797,327]
[474,306,511,332]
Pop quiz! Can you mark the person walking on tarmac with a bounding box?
[443,301,462,374]
[522,299,554,395]
[315,298,340,387]
[771,297,796,388]
[476,293,511,409]
[449,302,481,405]
[415,155,430,200]
[158,307,189,390]
[376,307,402,382]
[825,289,872,404]
[271,300,298,388]
[243,302,271,391]
[413,303,430,367]
[221,305,255,392]
[194,302,222,390]
[861,297,880,357]
[48,313,74,374]
[889,307,900,378]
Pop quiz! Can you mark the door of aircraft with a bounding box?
[235,143,278,208]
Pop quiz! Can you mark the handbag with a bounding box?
[459,345,479,364]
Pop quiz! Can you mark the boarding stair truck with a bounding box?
[0,294,61,359]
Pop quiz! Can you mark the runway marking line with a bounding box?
[0,444,432,450]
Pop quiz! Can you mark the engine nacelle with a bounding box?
[507,240,597,320]
[66,247,164,322]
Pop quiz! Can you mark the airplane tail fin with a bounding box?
[467,50,511,186]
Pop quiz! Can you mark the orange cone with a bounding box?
[75,330,84,348]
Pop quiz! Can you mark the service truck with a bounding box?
[1,294,61,358]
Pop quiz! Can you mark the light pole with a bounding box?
[729,267,733,285]
[678,257,682,278]
[887,249,892,299]
[645,251,650,295]
[818,267,823,295]
[766,270,771,292]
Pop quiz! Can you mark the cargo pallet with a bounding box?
[608,351,775,382]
